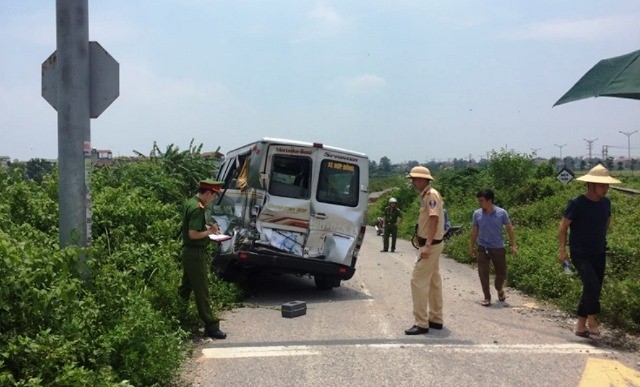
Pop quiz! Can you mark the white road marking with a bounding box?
[202,342,611,359]
[202,345,320,359]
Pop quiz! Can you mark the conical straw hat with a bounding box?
[576,164,621,184]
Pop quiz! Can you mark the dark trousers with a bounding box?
[178,246,219,331]
[383,225,398,251]
[477,246,507,300]
[571,250,606,317]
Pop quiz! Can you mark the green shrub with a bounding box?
[0,142,243,385]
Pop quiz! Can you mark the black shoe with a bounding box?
[380,250,388,253]
[428,321,443,330]
[404,325,429,335]
[206,329,227,339]
[391,249,395,252]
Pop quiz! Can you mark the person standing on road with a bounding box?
[179,179,227,340]
[558,164,620,338]
[404,166,445,335]
[381,197,403,252]
[470,189,518,307]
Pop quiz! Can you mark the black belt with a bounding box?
[417,237,443,247]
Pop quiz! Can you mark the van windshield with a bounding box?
[317,160,359,207]
[268,155,311,199]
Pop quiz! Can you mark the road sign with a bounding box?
[556,167,575,185]
[42,41,119,118]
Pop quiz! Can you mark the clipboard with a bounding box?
[209,234,232,242]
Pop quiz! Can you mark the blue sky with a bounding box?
[1,1,639,164]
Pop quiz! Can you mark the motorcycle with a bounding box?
[374,217,384,236]
[411,224,462,249]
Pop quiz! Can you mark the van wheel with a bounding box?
[214,261,243,282]
[314,276,340,290]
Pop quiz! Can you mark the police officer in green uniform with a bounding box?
[381,197,403,252]
[178,179,226,339]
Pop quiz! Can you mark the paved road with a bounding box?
[179,227,640,386]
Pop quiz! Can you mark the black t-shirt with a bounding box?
[564,195,611,254]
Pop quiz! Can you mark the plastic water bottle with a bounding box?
[562,260,573,275]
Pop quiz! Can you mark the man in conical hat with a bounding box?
[558,164,620,339]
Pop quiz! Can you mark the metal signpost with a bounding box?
[41,0,119,276]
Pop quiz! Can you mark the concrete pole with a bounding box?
[554,143,566,168]
[618,130,638,175]
[56,0,91,256]
[619,130,638,170]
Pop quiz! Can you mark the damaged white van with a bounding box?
[210,138,369,289]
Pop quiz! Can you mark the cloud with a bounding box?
[310,3,343,26]
[343,74,386,94]
[503,14,640,41]
[290,2,345,42]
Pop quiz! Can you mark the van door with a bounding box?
[255,144,313,255]
[308,150,365,264]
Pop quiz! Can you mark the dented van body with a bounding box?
[211,138,369,289]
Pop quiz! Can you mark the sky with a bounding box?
[1,1,640,164]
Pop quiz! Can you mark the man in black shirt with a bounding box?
[558,164,620,339]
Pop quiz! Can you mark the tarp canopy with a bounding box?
[554,49,640,106]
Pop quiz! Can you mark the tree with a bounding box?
[25,158,55,184]
[487,150,534,190]
[580,159,587,171]
[406,160,419,169]
[369,160,378,173]
[379,156,391,172]
[605,157,614,170]
[534,161,555,178]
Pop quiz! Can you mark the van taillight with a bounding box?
[239,252,249,259]
[313,142,323,148]
[338,267,347,274]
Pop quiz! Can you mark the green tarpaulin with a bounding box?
[554,49,640,106]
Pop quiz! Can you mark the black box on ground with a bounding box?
[281,301,306,318]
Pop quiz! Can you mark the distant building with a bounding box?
[0,156,10,168]
[202,150,225,170]
[91,149,113,167]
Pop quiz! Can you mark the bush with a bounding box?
[440,167,640,334]
[487,150,534,192]
[0,142,243,385]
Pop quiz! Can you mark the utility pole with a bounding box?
[554,143,567,166]
[619,130,638,173]
[583,138,598,166]
[55,0,91,250]
[602,145,608,161]
[42,0,119,278]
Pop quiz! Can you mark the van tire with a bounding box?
[213,260,243,282]
[314,276,340,290]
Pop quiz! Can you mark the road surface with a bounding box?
[179,227,640,386]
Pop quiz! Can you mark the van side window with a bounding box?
[268,155,311,199]
[317,160,359,207]
[217,154,249,189]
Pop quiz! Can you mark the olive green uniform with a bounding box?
[178,196,219,332]
[382,206,402,252]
